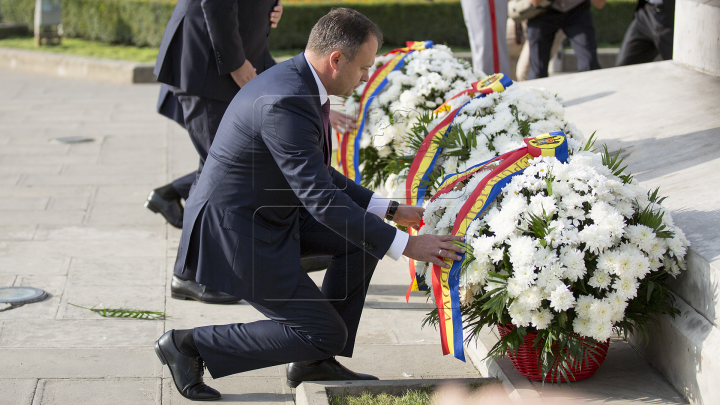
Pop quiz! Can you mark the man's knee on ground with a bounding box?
[307,317,348,357]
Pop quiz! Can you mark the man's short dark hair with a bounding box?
[306,8,383,61]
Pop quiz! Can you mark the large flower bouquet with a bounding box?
[384,82,586,204]
[342,44,478,189]
[419,136,689,381]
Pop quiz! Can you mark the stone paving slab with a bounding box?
[33,378,161,405]
[0,348,162,379]
[162,377,294,405]
[0,379,36,405]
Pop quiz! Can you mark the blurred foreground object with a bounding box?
[433,383,519,405]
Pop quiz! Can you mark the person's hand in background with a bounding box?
[329,110,357,133]
[230,60,257,88]
[270,0,283,28]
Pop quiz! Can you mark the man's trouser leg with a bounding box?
[527,12,561,79]
[171,173,195,200]
[192,210,380,378]
[561,1,601,72]
[175,94,230,196]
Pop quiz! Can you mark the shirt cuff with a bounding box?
[367,193,390,218]
[386,229,409,261]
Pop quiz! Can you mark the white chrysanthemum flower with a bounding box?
[531,308,554,330]
[466,259,491,286]
[588,270,612,290]
[589,319,613,341]
[518,286,543,311]
[590,299,613,323]
[507,277,525,298]
[559,247,586,281]
[509,301,532,327]
[508,235,538,267]
[573,317,592,337]
[579,224,613,254]
[549,284,576,312]
[613,277,640,300]
[575,295,594,319]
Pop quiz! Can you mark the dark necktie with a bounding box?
[322,100,331,167]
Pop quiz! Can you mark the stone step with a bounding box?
[465,328,688,404]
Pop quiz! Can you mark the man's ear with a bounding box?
[329,50,343,71]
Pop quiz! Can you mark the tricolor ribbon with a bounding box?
[339,41,434,183]
[404,73,512,301]
[404,73,513,208]
[430,132,569,361]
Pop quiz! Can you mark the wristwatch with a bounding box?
[385,200,399,222]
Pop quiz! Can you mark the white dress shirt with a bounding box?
[304,54,409,260]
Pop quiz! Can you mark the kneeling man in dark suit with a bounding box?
[153,8,465,401]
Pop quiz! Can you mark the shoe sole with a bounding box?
[171,291,241,305]
[286,379,302,389]
[155,340,221,401]
[144,200,161,214]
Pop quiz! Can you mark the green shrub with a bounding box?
[0,0,636,49]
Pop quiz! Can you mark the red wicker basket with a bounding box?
[497,324,610,383]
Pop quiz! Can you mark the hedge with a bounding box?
[0,0,636,49]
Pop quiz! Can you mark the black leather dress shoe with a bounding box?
[286,357,379,388]
[145,190,184,229]
[155,330,221,401]
[171,276,241,304]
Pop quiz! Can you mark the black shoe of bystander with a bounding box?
[171,276,241,304]
[145,190,184,229]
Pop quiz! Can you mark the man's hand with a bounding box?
[329,109,357,133]
[531,0,544,6]
[403,234,465,269]
[231,60,257,88]
[391,204,423,230]
[270,0,283,28]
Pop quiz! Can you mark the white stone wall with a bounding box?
[673,0,720,77]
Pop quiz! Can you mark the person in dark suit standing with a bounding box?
[153,9,466,401]
[145,0,283,303]
[616,0,674,65]
[145,0,283,229]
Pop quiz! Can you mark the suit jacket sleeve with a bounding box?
[201,0,246,75]
[328,166,374,210]
[262,101,395,259]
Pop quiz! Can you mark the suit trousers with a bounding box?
[616,4,673,66]
[526,0,601,79]
[192,209,380,378]
[170,94,230,199]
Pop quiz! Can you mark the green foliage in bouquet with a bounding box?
[421,137,688,382]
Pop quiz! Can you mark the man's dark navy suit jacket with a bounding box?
[154,0,278,103]
[176,54,398,307]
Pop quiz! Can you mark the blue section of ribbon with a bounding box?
[353,52,414,184]
[548,130,569,161]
